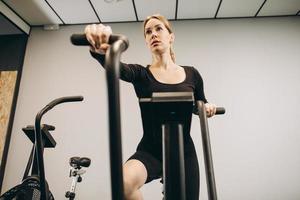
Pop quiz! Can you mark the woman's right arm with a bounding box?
[85,24,142,83]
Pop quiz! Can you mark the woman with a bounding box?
[85,14,217,200]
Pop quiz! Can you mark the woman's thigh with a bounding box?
[127,151,162,183]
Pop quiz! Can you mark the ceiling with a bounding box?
[1,0,300,27]
[0,13,23,34]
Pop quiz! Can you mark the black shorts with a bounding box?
[127,150,200,200]
[127,151,162,183]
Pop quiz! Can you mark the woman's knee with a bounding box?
[123,160,147,197]
[123,177,136,198]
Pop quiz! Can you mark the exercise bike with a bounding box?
[0,96,91,200]
[71,33,225,200]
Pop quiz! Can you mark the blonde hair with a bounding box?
[143,14,175,62]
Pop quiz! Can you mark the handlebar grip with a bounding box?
[70,34,89,46]
[216,107,225,115]
[46,96,84,109]
[63,96,84,102]
[70,34,129,48]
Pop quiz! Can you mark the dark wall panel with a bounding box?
[0,34,28,70]
[0,33,28,192]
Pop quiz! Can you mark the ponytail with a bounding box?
[170,45,175,62]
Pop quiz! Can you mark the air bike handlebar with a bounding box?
[44,96,84,111]
[35,96,84,200]
[71,33,129,200]
[197,101,225,200]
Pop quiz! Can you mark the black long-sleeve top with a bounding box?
[91,52,208,159]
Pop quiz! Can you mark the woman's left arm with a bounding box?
[192,67,217,118]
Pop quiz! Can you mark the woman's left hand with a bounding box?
[205,103,217,118]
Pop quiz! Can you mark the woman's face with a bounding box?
[144,18,174,54]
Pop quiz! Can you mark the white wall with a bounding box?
[3,17,300,200]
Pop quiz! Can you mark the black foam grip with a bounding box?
[64,96,84,102]
[71,34,129,48]
[216,107,225,115]
[70,34,89,46]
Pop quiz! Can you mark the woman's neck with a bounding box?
[151,51,175,69]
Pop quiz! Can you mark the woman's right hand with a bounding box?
[84,24,112,54]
